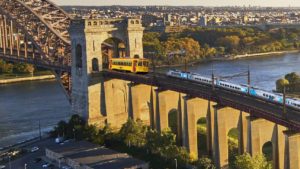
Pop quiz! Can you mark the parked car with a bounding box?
[55,137,64,143]
[42,163,50,168]
[31,146,39,152]
[0,165,5,169]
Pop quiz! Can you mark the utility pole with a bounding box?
[212,64,215,91]
[8,156,11,169]
[38,120,41,140]
[152,54,155,74]
[73,128,76,140]
[184,58,187,72]
[283,85,287,118]
[247,65,250,94]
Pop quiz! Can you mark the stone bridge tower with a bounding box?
[69,18,144,124]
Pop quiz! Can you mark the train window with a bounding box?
[138,62,142,66]
[143,61,148,67]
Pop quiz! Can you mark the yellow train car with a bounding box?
[109,58,149,73]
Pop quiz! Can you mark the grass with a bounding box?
[0,71,52,80]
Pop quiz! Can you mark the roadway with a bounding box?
[3,139,60,169]
[99,70,300,131]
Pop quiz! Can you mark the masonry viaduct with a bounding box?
[69,18,300,169]
[0,0,299,167]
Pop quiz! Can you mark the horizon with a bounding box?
[52,0,300,7]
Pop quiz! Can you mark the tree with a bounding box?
[50,120,68,138]
[0,60,13,74]
[196,158,216,169]
[285,72,300,92]
[143,32,165,61]
[276,78,289,92]
[164,37,202,63]
[217,36,240,52]
[12,63,35,75]
[119,118,147,147]
[288,33,298,41]
[234,153,272,169]
[145,128,176,154]
[67,114,86,140]
[285,72,300,84]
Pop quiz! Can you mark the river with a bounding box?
[0,80,71,148]
[0,53,300,148]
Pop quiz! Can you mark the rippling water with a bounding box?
[0,80,71,148]
[0,53,300,147]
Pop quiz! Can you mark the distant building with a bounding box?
[46,141,149,169]
[163,13,172,23]
[199,16,207,26]
[242,15,249,24]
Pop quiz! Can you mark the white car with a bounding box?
[42,163,50,168]
[31,146,39,152]
[0,165,5,169]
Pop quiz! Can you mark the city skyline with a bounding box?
[53,0,300,7]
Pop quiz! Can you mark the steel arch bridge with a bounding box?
[0,0,72,100]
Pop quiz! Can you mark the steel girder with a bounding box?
[0,0,72,100]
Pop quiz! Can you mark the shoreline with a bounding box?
[0,75,55,84]
[230,50,299,60]
[154,49,300,68]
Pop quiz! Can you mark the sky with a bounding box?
[52,0,300,7]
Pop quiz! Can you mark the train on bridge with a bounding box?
[109,58,149,73]
[167,70,300,110]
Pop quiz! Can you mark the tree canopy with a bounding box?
[234,153,272,169]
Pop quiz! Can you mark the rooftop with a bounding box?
[46,141,148,169]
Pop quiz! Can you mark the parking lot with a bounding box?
[2,138,70,169]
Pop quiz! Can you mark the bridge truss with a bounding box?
[0,0,72,100]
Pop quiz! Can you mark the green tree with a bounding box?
[143,32,164,61]
[285,72,300,92]
[285,72,300,84]
[234,153,272,169]
[67,114,86,140]
[288,33,298,41]
[119,118,147,147]
[50,120,68,138]
[0,60,13,74]
[276,78,289,92]
[97,124,114,145]
[145,128,176,154]
[16,63,35,75]
[196,158,216,169]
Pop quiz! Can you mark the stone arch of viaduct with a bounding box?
[69,18,300,169]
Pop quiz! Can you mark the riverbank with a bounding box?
[0,75,55,84]
[154,49,300,68]
[231,50,300,59]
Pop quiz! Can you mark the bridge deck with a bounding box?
[97,70,300,131]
